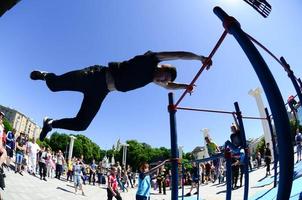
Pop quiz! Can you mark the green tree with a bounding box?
[36,137,50,149]
[122,140,172,171]
[256,137,265,156]
[44,133,192,171]
[72,138,83,158]
[2,118,13,131]
[49,132,70,153]
[106,149,115,160]
[47,132,106,163]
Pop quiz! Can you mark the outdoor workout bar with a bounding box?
[247,33,302,105]
[234,102,249,200]
[214,6,293,200]
[174,30,228,107]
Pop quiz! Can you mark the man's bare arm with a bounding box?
[154,81,189,90]
[155,51,206,62]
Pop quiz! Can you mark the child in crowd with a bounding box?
[73,159,85,196]
[136,160,168,200]
[107,166,122,200]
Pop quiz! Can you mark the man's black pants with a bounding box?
[39,162,47,178]
[44,66,109,131]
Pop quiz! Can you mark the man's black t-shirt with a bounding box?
[264,147,271,156]
[264,147,272,163]
[108,51,159,92]
[16,136,26,154]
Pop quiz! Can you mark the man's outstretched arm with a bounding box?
[155,81,187,90]
[154,51,207,62]
[155,82,195,95]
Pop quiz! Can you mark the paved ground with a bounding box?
[1,163,275,200]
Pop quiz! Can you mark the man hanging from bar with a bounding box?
[30,51,212,141]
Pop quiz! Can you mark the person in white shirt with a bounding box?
[27,137,40,175]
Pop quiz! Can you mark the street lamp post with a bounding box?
[201,128,210,158]
[178,146,184,160]
[121,143,129,167]
[68,135,77,162]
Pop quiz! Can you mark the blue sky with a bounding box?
[0,0,301,152]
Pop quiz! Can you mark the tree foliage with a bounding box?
[3,118,12,131]
[119,140,170,171]
[49,132,70,154]
[36,133,182,171]
[255,137,265,156]
[45,132,106,163]
[36,137,50,149]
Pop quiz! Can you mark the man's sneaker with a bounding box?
[39,117,52,141]
[30,71,48,80]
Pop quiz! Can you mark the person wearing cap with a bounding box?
[30,51,211,141]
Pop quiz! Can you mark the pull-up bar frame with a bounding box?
[167,7,293,200]
[174,30,228,107]
[247,34,302,105]
[214,7,293,200]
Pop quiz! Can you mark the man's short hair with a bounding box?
[161,65,177,82]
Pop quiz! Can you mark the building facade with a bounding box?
[191,146,207,160]
[0,105,41,138]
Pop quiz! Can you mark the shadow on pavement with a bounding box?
[56,186,74,194]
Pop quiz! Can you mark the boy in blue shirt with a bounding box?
[136,160,169,200]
